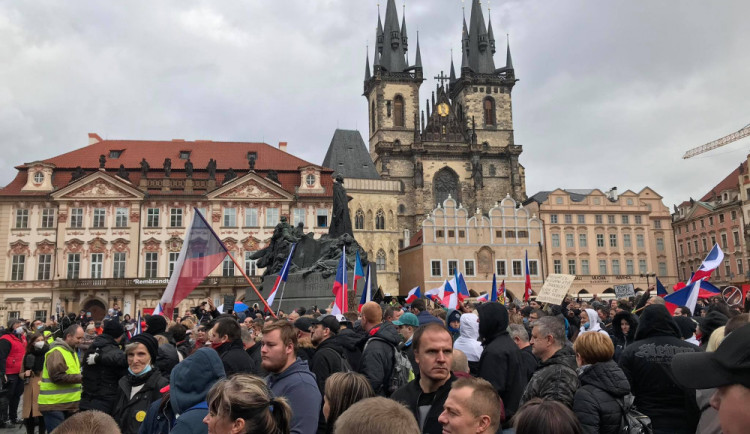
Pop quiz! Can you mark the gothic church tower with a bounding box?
[364,0,525,246]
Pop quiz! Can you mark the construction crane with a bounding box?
[683,123,750,159]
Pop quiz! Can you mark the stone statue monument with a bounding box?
[140,158,149,177]
[163,158,172,178]
[329,174,353,239]
[117,164,129,181]
[99,155,106,169]
[185,159,194,178]
[207,158,217,180]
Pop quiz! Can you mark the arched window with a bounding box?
[433,167,460,206]
[376,249,387,271]
[371,100,376,133]
[393,95,404,127]
[398,204,406,214]
[375,209,386,230]
[355,210,365,230]
[483,97,496,126]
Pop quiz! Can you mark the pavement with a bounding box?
[0,405,29,434]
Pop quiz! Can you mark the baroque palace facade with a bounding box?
[0,134,334,322]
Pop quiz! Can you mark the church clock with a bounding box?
[437,102,450,117]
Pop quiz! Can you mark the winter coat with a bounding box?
[169,348,226,434]
[477,302,525,425]
[520,346,579,409]
[518,345,538,382]
[155,334,181,379]
[80,333,129,413]
[453,313,483,362]
[0,330,27,375]
[175,340,192,359]
[310,334,349,395]
[337,328,363,372]
[611,311,638,363]
[618,305,700,432]
[579,308,610,337]
[391,374,457,434]
[266,358,321,434]
[416,310,444,326]
[22,344,47,418]
[215,339,254,377]
[573,360,631,434]
[358,322,401,396]
[79,332,98,354]
[113,368,169,434]
[245,342,267,377]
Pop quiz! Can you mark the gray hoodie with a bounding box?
[266,358,321,434]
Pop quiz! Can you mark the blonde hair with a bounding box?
[573,332,614,365]
[181,318,195,330]
[706,326,726,352]
[206,374,292,434]
[324,372,374,429]
[53,410,121,434]
[153,334,170,346]
[452,377,504,432]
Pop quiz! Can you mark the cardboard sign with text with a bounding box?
[614,283,635,299]
[535,274,576,305]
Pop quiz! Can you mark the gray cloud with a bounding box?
[1,0,748,207]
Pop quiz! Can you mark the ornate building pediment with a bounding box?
[241,236,262,251]
[64,238,85,254]
[9,240,30,257]
[166,236,183,252]
[51,171,144,201]
[87,237,108,254]
[35,239,56,256]
[207,173,293,201]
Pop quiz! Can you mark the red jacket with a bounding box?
[0,333,27,375]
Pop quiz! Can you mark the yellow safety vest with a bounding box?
[43,330,54,345]
[38,346,81,406]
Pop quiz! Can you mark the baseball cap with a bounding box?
[393,312,419,327]
[294,317,315,333]
[671,322,750,389]
[311,315,340,334]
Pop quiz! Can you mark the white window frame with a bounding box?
[41,208,55,228]
[10,255,25,281]
[599,259,607,275]
[15,209,29,229]
[528,259,539,276]
[170,208,183,228]
[115,207,129,227]
[447,260,459,277]
[245,251,258,276]
[581,259,590,275]
[37,254,51,280]
[579,233,587,247]
[90,253,103,279]
[146,208,160,228]
[316,208,329,228]
[67,253,80,279]
[431,260,442,277]
[169,252,180,277]
[222,256,235,277]
[495,260,507,276]
[113,252,126,278]
[463,259,475,277]
[92,208,106,228]
[512,260,523,276]
[553,259,562,274]
[265,208,279,227]
[244,207,258,227]
[145,252,158,278]
[292,208,306,227]
[223,207,237,227]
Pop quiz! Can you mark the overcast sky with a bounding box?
[1,0,748,209]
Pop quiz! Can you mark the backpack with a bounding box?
[365,337,414,396]
[321,347,352,373]
[617,394,653,434]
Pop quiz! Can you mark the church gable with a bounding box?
[52,171,143,201]
[208,173,293,201]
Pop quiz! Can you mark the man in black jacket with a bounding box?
[210,317,255,376]
[521,316,579,408]
[241,325,266,376]
[80,319,128,413]
[477,302,525,427]
[619,304,699,434]
[358,301,401,396]
[508,324,538,383]
[391,322,456,434]
[310,315,348,395]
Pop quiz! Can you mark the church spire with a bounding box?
[376,4,384,51]
[401,4,408,52]
[465,0,495,74]
[505,35,513,70]
[365,47,372,81]
[378,0,407,73]
[449,50,457,83]
[487,9,496,54]
[414,32,422,68]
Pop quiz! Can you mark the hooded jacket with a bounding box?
[572,360,631,434]
[170,348,226,434]
[80,333,128,413]
[520,345,579,409]
[337,328,364,372]
[579,309,610,336]
[618,305,699,432]
[611,311,638,363]
[266,358,321,434]
[477,302,525,424]
[453,313,483,363]
[310,334,349,395]
[391,374,457,434]
[215,339,255,377]
[359,321,401,396]
[446,309,461,341]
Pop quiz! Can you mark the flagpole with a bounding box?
[226,250,277,319]
[276,280,289,317]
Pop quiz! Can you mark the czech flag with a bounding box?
[265,243,296,313]
[331,247,348,316]
[656,277,668,297]
[688,244,724,284]
[477,293,489,302]
[453,273,470,303]
[441,279,458,309]
[157,208,228,319]
[405,286,421,304]
[354,250,365,292]
[698,280,721,299]
[664,279,701,315]
[425,283,444,303]
[524,251,533,302]
[358,264,372,312]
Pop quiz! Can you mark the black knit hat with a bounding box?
[102,319,124,338]
[145,315,167,335]
[130,333,159,363]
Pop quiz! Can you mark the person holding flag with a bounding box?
[266,243,296,314]
[524,251,533,303]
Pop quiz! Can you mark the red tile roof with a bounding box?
[2,135,333,197]
[700,161,746,201]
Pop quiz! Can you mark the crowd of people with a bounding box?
[0,288,747,434]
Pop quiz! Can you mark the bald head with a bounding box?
[361,302,382,331]
[451,348,469,374]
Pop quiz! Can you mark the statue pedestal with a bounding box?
[207,179,217,191]
[139,178,148,189]
[185,179,194,194]
[161,179,170,192]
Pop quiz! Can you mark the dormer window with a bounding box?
[33,172,44,184]
[306,174,316,187]
[179,151,191,160]
[247,152,257,161]
[109,150,123,158]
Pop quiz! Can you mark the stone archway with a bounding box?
[81,297,108,322]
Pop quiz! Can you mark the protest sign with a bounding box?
[535,274,576,305]
[614,283,635,299]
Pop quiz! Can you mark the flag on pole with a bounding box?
[524,251,533,302]
[331,247,348,316]
[656,277,668,297]
[688,244,724,284]
[441,279,458,309]
[454,273,470,303]
[477,293,489,302]
[134,311,142,336]
[490,274,498,302]
[405,286,421,304]
[358,264,372,312]
[266,243,297,312]
[664,279,701,315]
[698,280,721,299]
[157,209,229,319]
[499,280,507,305]
[354,250,365,292]
[425,282,445,303]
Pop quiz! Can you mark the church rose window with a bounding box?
[433,168,460,206]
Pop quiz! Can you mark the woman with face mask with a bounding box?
[22,332,47,434]
[112,334,168,434]
[0,319,28,427]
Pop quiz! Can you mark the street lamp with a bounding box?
[640,273,657,289]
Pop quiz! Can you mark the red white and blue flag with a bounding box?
[331,247,348,316]
[266,243,296,313]
[425,282,445,302]
[441,279,458,309]
[477,293,489,302]
[157,209,229,319]
[354,250,365,292]
[524,251,533,302]
[656,277,668,297]
[664,279,701,315]
[688,244,724,284]
[405,286,421,304]
[358,264,372,312]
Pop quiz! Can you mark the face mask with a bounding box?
[14,327,25,335]
[522,318,529,325]
[210,341,224,350]
[583,322,590,330]
[37,325,44,331]
[34,341,45,350]
[125,324,135,331]
[128,364,153,377]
